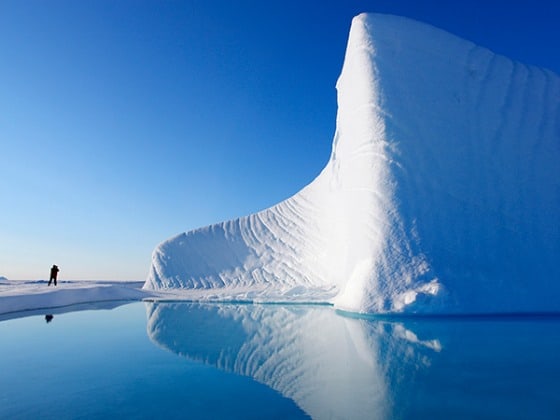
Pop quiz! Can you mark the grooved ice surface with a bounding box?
[144,14,560,314]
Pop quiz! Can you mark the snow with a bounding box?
[0,280,151,318]
[144,13,560,314]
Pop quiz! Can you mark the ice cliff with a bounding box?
[144,13,560,314]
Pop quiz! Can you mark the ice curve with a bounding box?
[144,14,560,314]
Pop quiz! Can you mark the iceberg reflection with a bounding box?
[145,302,441,419]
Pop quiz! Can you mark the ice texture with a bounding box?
[144,14,560,314]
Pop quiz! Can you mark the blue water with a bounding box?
[1,302,559,419]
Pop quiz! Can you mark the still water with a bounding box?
[1,302,559,419]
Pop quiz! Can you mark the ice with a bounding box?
[0,280,150,317]
[144,14,560,314]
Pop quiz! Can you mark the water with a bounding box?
[1,302,559,419]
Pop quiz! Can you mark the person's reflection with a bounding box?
[45,314,54,323]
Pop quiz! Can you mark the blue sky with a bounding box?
[1,0,559,280]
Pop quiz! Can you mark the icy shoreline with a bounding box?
[0,280,153,318]
[0,280,338,320]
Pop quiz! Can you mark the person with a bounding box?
[45,314,54,323]
[48,264,59,286]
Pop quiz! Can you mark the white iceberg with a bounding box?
[144,14,560,314]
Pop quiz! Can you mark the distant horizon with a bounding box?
[2,0,559,280]
[0,277,143,282]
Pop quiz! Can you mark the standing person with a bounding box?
[48,264,59,286]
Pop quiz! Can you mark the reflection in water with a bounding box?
[146,303,441,419]
[0,300,134,322]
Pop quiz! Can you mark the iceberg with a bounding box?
[144,14,560,314]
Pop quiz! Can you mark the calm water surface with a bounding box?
[1,302,559,419]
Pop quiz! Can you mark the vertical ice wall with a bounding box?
[145,14,560,314]
[364,14,560,312]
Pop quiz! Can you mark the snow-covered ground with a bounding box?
[0,279,340,321]
[0,279,330,320]
[0,280,152,319]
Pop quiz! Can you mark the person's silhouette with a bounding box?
[48,265,59,286]
[45,314,54,323]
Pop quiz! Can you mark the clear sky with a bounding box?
[1,0,559,280]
